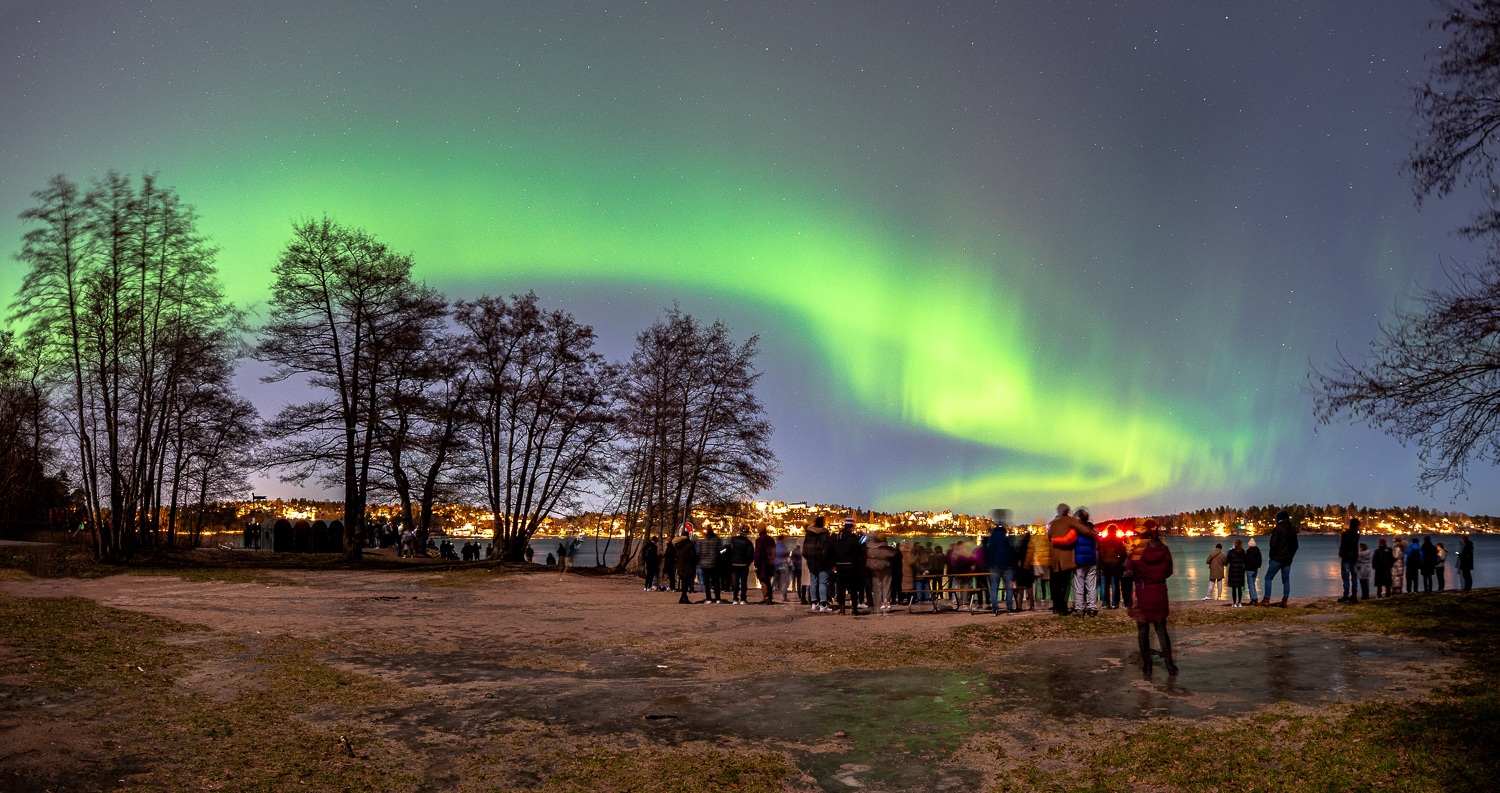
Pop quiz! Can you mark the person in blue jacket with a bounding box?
[1404,535,1423,595]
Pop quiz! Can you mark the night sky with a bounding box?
[3,1,1494,522]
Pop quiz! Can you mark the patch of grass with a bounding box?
[989,591,1500,792]
[0,592,419,792]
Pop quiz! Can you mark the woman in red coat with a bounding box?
[1126,520,1178,676]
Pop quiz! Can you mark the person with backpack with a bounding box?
[1260,511,1298,607]
[1337,518,1361,603]
[1070,507,1100,616]
[1372,537,1395,598]
[1128,519,1178,675]
[1404,536,1423,595]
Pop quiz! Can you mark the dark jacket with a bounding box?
[1460,539,1475,572]
[1404,541,1423,573]
[1245,544,1263,572]
[672,536,696,577]
[1097,531,1127,576]
[641,540,659,567]
[698,530,723,569]
[982,527,1019,570]
[1268,513,1299,565]
[728,534,755,566]
[866,543,898,574]
[1338,527,1360,563]
[1225,547,1247,588]
[754,534,776,579]
[831,530,863,566]
[1373,545,1395,586]
[802,527,832,573]
[1420,539,1438,573]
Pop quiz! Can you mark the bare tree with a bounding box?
[454,292,617,562]
[615,307,777,558]
[1313,3,1500,495]
[10,173,249,558]
[257,217,439,560]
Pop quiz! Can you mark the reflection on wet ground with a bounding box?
[342,622,1447,792]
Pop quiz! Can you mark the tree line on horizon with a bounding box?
[4,173,776,564]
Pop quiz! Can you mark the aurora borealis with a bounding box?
[4,1,1497,519]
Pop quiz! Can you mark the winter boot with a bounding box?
[1276,597,1288,608]
[1142,654,1153,675]
[1163,652,1179,676]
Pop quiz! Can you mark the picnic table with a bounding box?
[901,571,992,614]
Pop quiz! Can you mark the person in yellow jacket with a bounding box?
[1027,519,1053,604]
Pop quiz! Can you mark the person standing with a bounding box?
[832,517,865,615]
[1260,510,1298,607]
[1225,539,1247,607]
[1338,518,1361,603]
[1097,524,1127,609]
[1459,534,1474,592]
[1435,542,1448,592]
[754,526,776,604]
[1048,504,1086,615]
[673,527,698,604]
[727,527,755,604]
[1204,543,1226,601]
[983,510,1019,614]
[803,518,832,612]
[1127,519,1178,675]
[697,525,724,604]
[1356,542,1373,600]
[1244,537,1262,605]
[1071,507,1100,616]
[1420,536,1438,593]
[773,534,792,602]
[865,533,899,611]
[1373,538,1395,599]
[1391,538,1406,594]
[1024,521,1049,604]
[641,536,661,591]
[1404,536,1423,594]
[662,534,679,592]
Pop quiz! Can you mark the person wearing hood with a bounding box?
[1404,535,1423,594]
[1260,510,1299,607]
[1337,518,1361,603]
[1071,507,1101,616]
[1356,542,1373,600]
[697,525,724,604]
[728,527,756,604]
[1459,534,1475,592]
[1420,536,1439,593]
[803,517,833,612]
[1372,537,1395,598]
[1204,543,1226,601]
[832,516,865,615]
[983,509,1020,614]
[1048,504,1088,615]
[1225,539,1247,607]
[865,532,899,610]
[1127,519,1178,675]
[1244,537,1263,605]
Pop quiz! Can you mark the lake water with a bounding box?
[505,532,1499,599]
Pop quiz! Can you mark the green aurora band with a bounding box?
[179,140,1255,514]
